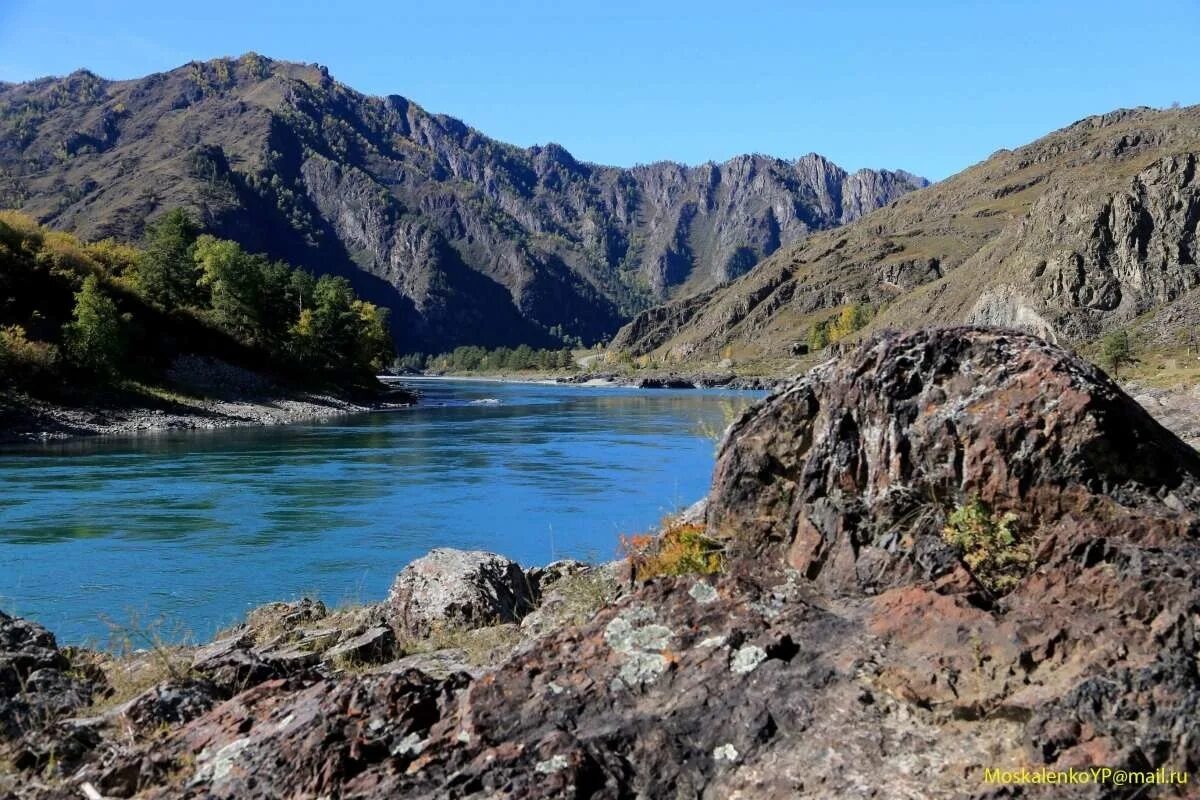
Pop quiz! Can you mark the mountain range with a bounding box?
[0,54,925,352]
[611,105,1200,367]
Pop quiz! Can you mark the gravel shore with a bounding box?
[0,355,414,444]
[0,391,399,444]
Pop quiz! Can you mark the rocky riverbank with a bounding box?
[416,369,783,391]
[0,356,416,444]
[0,548,631,800]
[555,371,781,391]
[3,327,1200,798]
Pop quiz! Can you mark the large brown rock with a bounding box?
[708,326,1200,596]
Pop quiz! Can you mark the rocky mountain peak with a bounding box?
[0,57,924,351]
[609,103,1200,365]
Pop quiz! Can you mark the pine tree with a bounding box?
[138,208,199,308]
[1101,331,1134,377]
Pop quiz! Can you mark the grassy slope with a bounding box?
[608,105,1200,383]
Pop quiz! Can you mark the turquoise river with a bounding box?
[0,379,759,644]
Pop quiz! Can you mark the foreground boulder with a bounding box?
[386,548,537,637]
[6,328,1200,799]
[708,326,1200,595]
[0,611,97,740]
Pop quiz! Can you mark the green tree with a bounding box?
[139,208,199,308]
[807,320,830,352]
[309,277,355,362]
[256,259,297,349]
[1101,330,1134,377]
[64,274,125,377]
[507,344,535,370]
[193,235,268,344]
[289,307,321,365]
[353,299,392,372]
[290,275,364,371]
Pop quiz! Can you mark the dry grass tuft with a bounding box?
[399,622,523,666]
[621,523,725,582]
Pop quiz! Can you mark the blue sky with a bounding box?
[0,0,1195,179]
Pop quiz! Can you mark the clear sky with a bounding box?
[0,0,1195,180]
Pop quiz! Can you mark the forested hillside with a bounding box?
[0,209,391,396]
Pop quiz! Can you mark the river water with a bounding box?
[0,379,759,644]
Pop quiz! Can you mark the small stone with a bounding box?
[374,648,476,680]
[688,581,719,604]
[730,644,767,675]
[713,743,740,763]
[535,754,570,774]
[324,626,395,665]
[386,549,536,637]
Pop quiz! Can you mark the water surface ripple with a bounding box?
[0,379,759,644]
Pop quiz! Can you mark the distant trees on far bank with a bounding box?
[399,345,577,373]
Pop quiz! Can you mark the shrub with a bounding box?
[0,210,44,244]
[36,230,96,277]
[942,496,1032,595]
[621,523,725,581]
[827,303,872,341]
[807,303,872,353]
[0,324,60,377]
[807,320,830,352]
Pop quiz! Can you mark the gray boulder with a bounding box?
[386,549,535,637]
[375,649,477,680]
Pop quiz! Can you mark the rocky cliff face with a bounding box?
[610,105,1200,363]
[4,328,1198,799]
[0,55,924,351]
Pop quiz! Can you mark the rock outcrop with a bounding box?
[708,326,1200,592]
[4,328,1199,799]
[0,612,97,740]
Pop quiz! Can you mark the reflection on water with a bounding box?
[0,379,761,643]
